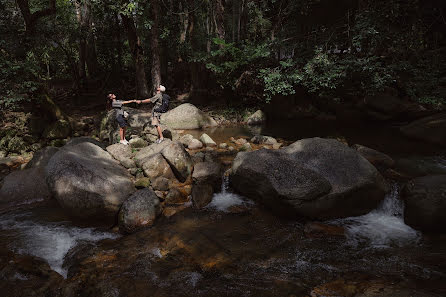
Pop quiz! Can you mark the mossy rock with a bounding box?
[43,119,72,140]
[134,177,151,189]
[7,136,27,153]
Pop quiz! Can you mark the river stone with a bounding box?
[152,176,170,191]
[118,188,161,234]
[188,139,203,149]
[235,138,248,145]
[45,142,135,224]
[179,134,194,146]
[139,153,175,180]
[43,119,72,140]
[247,110,266,125]
[352,144,395,170]
[199,133,216,147]
[134,177,151,189]
[402,175,446,232]
[219,143,228,149]
[106,143,136,169]
[400,112,446,146]
[192,184,214,209]
[25,146,59,169]
[165,187,188,205]
[239,143,252,151]
[161,142,193,183]
[250,135,277,145]
[230,137,387,219]
[134,139,172,167]
[192,162,222,191]
[0,167,51,206]
[161,103,218,129]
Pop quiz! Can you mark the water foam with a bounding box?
[0,213,119,278]
[206,171,253,212]
[333,183,420,247]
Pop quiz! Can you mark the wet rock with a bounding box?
[192,162,222,191]
[161,103,218,129]
[192,184,214,209]
[352,144,395,170]
[118,188,161,233]
[163,204,190,218]
[400,112,446,146]
[230,138,387,220]
[129,137,148,148]
[106,143,136,169]
[45,142,135,224]
[199,133,217,147]
[228,146,235,152]
[394,156,446,178]
[0,167,51,206]
[247,110,266,125]
[154,190,166,199]
[188,139,203,150]
[43,119,72,140]
[134,177,151,189]
[402,175,446,232]
[192,152,205,164]
[239,142,252,151]
[25,146,59,169]
[152,176,170,191]
[165,187,188,205]
[235,138,248,146]
[161,142,193,183]
[304,222,345,238]
[250,135,278,145]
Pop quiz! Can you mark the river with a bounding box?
[1,120,445,296]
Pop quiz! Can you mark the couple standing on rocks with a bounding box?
[107,85,170,145]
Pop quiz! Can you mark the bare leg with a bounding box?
[123,127,127,141]
[156,125,164,140]
[119,127,124,141]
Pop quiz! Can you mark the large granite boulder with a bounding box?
[65,137,106,149]
[25,147,59,169]
[400,113,446,147]
[0,167,51,206]
[161,103,217,129]
[161,142,193,183]
[250,135,277,145]
[118,188,161,234]
[99,108,151,143]
[106,143,136,169]
[192,162,222,191]
[230,138,387,219]
[137,153,175,180]
[45,142,135,224]
[134,139,172,167]
[247,110,266,125]
[351,144,395,171]
[402,175,446,233]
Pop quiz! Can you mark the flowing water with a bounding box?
[1,121,446,296]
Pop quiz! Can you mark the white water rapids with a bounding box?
[0,212,119,278]
[332,183,421,247]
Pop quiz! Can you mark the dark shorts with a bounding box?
[116,114,127,128]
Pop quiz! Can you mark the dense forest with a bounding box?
[1,0,445,110]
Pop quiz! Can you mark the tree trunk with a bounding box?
[121,14,150,98]
[214,0,225,47]
[17,0,56,33]
[75,0,99,79]
[150,0,162,94]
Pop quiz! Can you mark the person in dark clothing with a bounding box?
[107,93,135,145]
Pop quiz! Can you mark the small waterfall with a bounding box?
[206,169,252,212]
[333,183,421,247]
[0,212,119,278]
